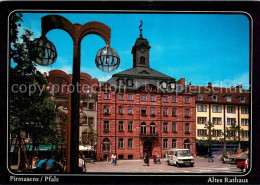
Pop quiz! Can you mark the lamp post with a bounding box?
[33,15,120,173]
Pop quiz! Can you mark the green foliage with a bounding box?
[9,13,60,151]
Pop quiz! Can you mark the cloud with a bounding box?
[212,73,250,89]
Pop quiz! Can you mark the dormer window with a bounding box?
[140,56,146,65]
[198,93,203,100]
[227,95,232,102]
[212,95,218,101]
[161,82,167,89]
[170,83,175,89]
[240,96,245,102]
[118,79,124,85]
[127,79,133,87]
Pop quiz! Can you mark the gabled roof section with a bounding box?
[112,66,175,81]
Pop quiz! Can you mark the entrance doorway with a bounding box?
[143,140,152,157]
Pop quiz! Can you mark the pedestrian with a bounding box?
[78,154,86,173]
[111,153,116,165]
[208,150,214,162]
[46,155,56,171]
[143,153,149,166]
[32,156,39,169]
[156,153,161,164]
[36,158,48,172]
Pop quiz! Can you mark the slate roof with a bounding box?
[190,85,250,105]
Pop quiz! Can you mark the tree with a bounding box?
[9,13,57,170]
[224,123,241,152]
[203,121,215,153]
[82,124,98,159]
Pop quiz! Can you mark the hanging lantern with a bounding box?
[32,36,57,66]
[95,43,120,73]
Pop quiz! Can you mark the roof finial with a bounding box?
[139,19,143,38]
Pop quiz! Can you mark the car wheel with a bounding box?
[190,164,194,167]
[176,163,180,167]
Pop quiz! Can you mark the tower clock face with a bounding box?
[140,47,145,53]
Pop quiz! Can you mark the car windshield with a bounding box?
[177,150,191,156]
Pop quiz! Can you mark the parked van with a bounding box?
[166,149,194,167]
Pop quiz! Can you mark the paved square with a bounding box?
[86,157,242,173]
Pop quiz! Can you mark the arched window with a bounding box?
[184,139,190,149]
[150,123,156,135]
[141,122,146,134]
[102,138,111,152]
[140,56,146,64]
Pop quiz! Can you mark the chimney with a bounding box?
[177,78,185,86]
[208,82,212,87]
[236,84,242,92]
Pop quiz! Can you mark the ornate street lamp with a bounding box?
[33,15,120,173]
[95,43,120,73]
[33,36,57,66]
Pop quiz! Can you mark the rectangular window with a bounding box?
[227,96,232,102]
[141,107,147,116]
[197,117,207,124]
[212,105,222,113]
[185,109,190,117]
[150,107,156,115]
[185,123,190,133]
[83,103,87,111]
[227,118,236,125]
[88,103,94,110]
[118,139,124,149]
[163,139,168,149]
[104,93,110,100]
[172,139,177,148]
[184,97,190,103]
[150,95,156,102]
[128,106,133,114]
[163,122,168,132]
[118,94,124,100]
[212,95,218,101]
[172,96,177,102]
[172,108,177,117]
[141,95,147,102]
[128,139,133,149]
[104,121,109,131]
[213,117,222,125]
[241,130,249,138]
[118,121,124,131]
[198,94,203,100]
[163,96,168,103]
[118,106,124,114]
[128,94,133,101]
[227,130,235,137]
[128,121,133,131]
[172,122,177,132]
[212,130,222,137]
[163,108,168,116]
[103,105,109,114]
[197,129,207,137]
[240,96,245,102]
[241,119,249,126]
[88,117,94,125]
[227,106,236,113]
[197,104,207,112]
[241,106,248,114]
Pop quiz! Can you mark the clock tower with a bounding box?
[131,20,151,68]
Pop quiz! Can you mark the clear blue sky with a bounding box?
[17,13,250,89]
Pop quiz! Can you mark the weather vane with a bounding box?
[139,19,143,37]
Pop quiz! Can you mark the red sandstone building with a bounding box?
[97,32,196,160]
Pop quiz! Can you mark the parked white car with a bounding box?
[166,149,194,167]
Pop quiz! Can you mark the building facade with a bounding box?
[48,70,98,155]
[97,32,196,160]
[193,83,250,155]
